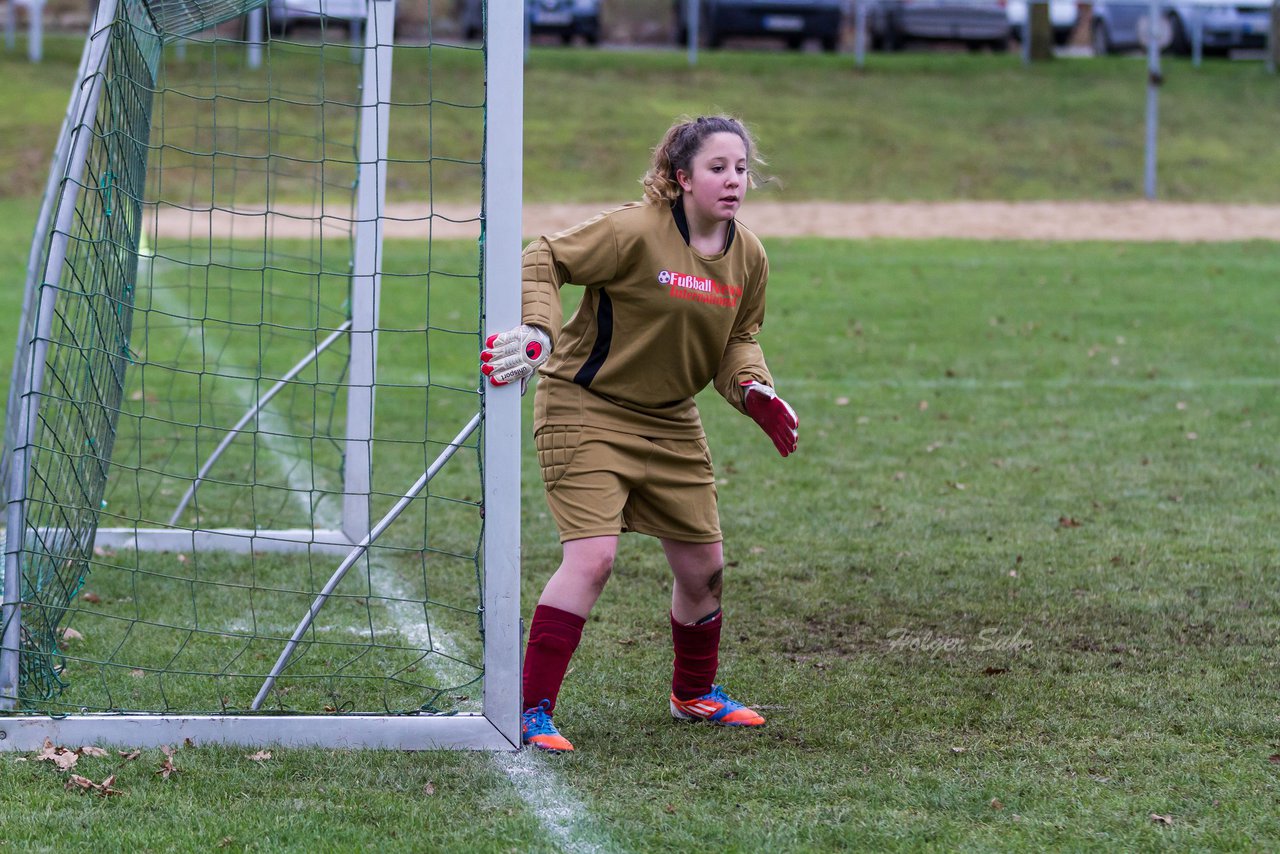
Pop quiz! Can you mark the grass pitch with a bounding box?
[1,190,1276,847]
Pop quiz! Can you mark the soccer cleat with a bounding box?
[669,684,766,727]
[521,700,574,752]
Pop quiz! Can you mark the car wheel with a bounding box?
[883,19,903,51]
[786,34,804,50]
[1090,20,1112,56]
[1164,12,1189,56]
[267,9,287,36]
[821,34,838,52]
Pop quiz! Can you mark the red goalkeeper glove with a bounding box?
[481,324,551,391]
[741,381,799,458]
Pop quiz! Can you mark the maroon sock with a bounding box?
[522,604,586,714]
[670,609,722,701]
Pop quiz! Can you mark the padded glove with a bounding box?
[481,324,551,390]
[741,381,799,458]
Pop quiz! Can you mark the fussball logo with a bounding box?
[657,269,742,309]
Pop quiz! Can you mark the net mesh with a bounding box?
[3,0,490,716]
[142,0,266,38]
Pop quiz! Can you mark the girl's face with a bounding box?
[675,131,749,225]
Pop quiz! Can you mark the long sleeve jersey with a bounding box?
[522,200,774,439]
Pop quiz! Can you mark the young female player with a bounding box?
[481,115,798,753]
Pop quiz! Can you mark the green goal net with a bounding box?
[1,0,524,749]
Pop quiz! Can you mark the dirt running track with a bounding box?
[150,201,1280,242]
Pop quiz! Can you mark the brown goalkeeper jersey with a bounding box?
[522,200,773,439]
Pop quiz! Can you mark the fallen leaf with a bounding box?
[157,746,179,779]
[950,746,967,754]
[1150,813,1174,826]
[217,838,234,849]
[79,746,109,758]
[918,400,929,411]
[65,774,96,792]
[835,396,850,406]
[664,803,677,814]
[423,782,436,796]
[35,741,79,772]
[990,798,1004,810]
[983,667,1009,676]
[1058,516,1082,528]
[130,669,145,678]
[247,750,272,762]
[82,592,101,604]
[1269,754,1280,764]
[184,737,196,749]
[118,750,141,762]
[60,627,84,642]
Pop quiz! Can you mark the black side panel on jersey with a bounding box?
[572,290,614,388]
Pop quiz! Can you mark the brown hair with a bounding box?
[641,115,766,205]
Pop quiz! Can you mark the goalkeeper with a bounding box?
[482,115,798,753]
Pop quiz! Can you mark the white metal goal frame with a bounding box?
[0,0,524,750]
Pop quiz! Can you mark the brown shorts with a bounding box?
[534,425,721,544]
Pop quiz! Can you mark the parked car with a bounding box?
[461,0,602,45]
[1006,0,1079,46]
[867,0,1009,51]
[1090,0,1271,55]
[267,0,366,35]
[674,0,844,51]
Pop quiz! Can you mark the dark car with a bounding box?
[462,0,601,45]
[867,0,1009,51]
[1091,0,1270,55]
[674,0,844,51]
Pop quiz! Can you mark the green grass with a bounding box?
[2,203,1278,845]
[5,38,1280,202]
[1,33,1278,851]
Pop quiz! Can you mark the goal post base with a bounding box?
[0,712,519,751]
[93,528,356,556]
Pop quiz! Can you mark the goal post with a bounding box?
[0,0,524,750]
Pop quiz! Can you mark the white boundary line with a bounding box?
[494,751,615,854]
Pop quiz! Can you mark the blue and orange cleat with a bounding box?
[669,684,766,727]
[521,699,574,752]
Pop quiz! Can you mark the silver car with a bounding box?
[1091,0,1271,55]
[868,0,1010,51]
[267,0,366,35]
